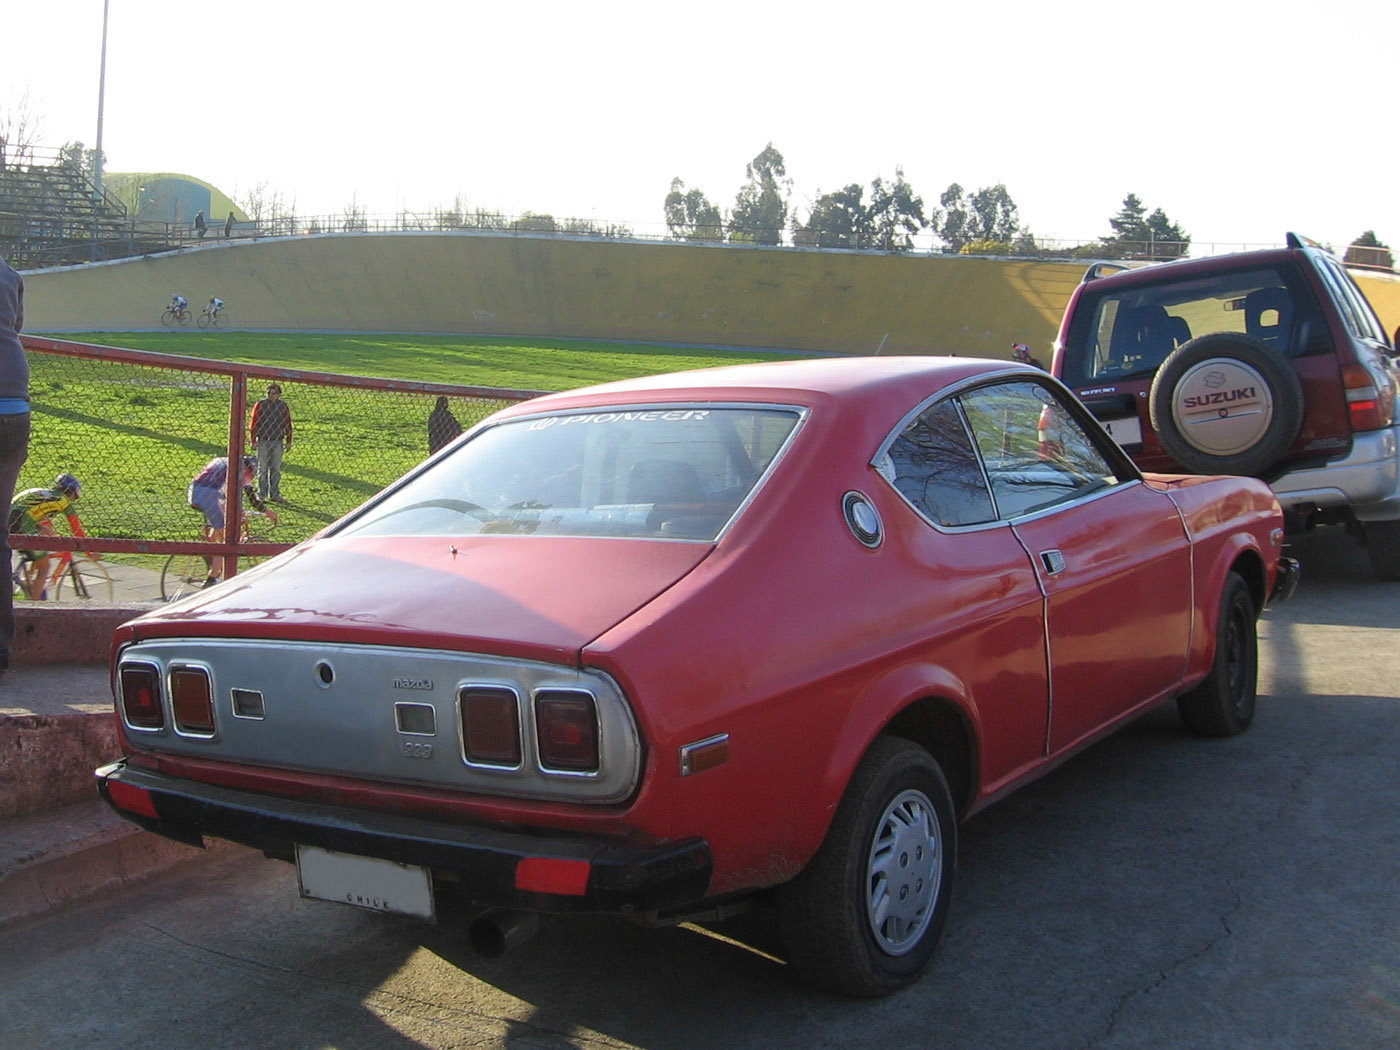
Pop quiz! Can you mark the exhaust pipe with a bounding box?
[468,908,541,958]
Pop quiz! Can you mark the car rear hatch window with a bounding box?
[338,405,803,541]
[1061,265,1329,388]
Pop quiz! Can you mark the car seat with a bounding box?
[1245,287,1294,351]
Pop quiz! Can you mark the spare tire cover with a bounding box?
[1148,332,1304,477]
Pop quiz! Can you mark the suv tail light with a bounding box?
[1343,363,1396,432]
[535,691,600,772]
[119,664,164,729]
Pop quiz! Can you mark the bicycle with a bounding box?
[196,306,226,328]
[161,514,270,601]
[13,549,114,602]
[161,306,192,326]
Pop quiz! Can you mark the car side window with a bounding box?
[959,381,1122,518]
[1317,255,1387,345]
[880,398,997,527]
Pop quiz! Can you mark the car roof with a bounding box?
[493,356,1028,418]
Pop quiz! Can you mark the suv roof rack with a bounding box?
[1080,262,1131,284]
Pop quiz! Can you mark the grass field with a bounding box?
[21,332,818,558]
[51,332,806,390]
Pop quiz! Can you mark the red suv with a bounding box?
[1053,233,1400,579]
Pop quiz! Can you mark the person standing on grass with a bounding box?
[0,255,30,670]
[249,383,293,503]
[428,396,462,454]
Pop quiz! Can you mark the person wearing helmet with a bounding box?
[187,455,276,589]
[8,473,88,599]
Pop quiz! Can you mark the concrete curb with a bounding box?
[0,799,239,929]
[0,605,215,927]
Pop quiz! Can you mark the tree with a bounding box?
[933,183,1021,252]
[1106,193,1149,243]
[933,183,971,252]
[792,169,926,252]
[1102,194,1189,258]
[968,184,1018,244]
[1345,230,1393,270]
[867,168,926,252]
[0,89,42,168]
[729,142,790,246]
[792,184,866,248]
[664,178,724,242]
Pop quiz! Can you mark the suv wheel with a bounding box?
[1365,520,1400,582]
[1148,332,1305,476]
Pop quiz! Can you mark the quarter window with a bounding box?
[882,399,995,527]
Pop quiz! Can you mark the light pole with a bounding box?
[92,0,110,259]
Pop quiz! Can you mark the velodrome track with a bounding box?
[20,232,1400,358]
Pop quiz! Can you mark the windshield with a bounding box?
[338,405,803,541]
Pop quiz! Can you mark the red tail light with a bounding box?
[119,664,164,729]
[535,691,599,772]
[460,687,522,766]
[1343,363,1396,432]
[170,666,215,734]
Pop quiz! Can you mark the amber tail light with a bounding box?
[535,691,599,772]
[171,666,215,734]
[1343,364,1396,432]
[119,665,164,729]
[460,687,523,766]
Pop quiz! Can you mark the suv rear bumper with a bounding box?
[1270,426,1400,521]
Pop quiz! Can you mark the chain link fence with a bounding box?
[10,337,544,597]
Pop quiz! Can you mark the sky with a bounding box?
[6,0,1399,254]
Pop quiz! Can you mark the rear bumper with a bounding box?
[95,761,711,915]
[1271,427,1400,521]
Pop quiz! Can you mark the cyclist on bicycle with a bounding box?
[170,293,188,314]
[187,455,276,588]
[205,296,224,319]
[8,472,88,599]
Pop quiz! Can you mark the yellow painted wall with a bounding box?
[20,233,1400,358]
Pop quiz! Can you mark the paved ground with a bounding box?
[1,525,1396,1049]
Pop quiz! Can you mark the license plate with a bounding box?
[1100,415,1143,446]
[296,844,436,921]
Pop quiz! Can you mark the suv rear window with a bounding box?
[1060,264,1329,387]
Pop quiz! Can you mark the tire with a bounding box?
[53,556,114,602]
[1148,333,1304,477]
[1177,572,1258,736]
[161,553,211,602]
[197,312,211,328]
[777,737,957,997]
[161,309,176,326]
[1364,519,1400,582]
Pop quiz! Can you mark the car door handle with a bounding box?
[1040,549,1067,575]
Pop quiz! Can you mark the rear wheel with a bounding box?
[161,553,211,601]
[1364,519,1400,581]
[53,555,114,602]
[777,737,956,997]
[1178,572,1257,736]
